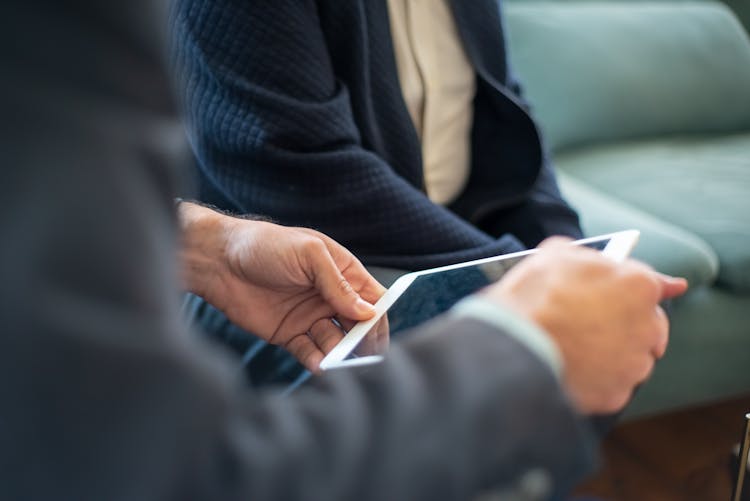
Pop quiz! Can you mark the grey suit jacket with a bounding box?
[0,1,595,500]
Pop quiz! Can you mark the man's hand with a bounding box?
[179,202,385,372]
[483,237,688,415]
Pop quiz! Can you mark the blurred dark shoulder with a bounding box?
[0,0,188,321]
[0,0,186,197]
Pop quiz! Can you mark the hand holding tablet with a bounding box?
[484,235,687,413]
[320,230,640,370]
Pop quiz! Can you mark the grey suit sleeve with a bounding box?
[5,309,597,501]
[0,2,595,500]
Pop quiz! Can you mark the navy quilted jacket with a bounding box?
[172,0,582,270]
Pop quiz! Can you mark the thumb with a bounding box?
[657,273,688,300]
[308,245,376,321]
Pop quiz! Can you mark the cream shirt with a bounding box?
[387,0,477,205]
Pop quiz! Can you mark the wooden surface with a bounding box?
[576,395,750,501]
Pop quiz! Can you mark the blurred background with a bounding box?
[502,1,750,499]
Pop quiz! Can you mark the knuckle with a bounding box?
[303,236,326,255]
[652,335,669,359]
[605,389,632,413]
[539,236,573,249]
[638,357,655,381]
[652,308,670,358]
[337,276,354,295]
[655,305,670,331]
[623,269,659,300]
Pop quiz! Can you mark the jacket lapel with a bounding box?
[448,0,508,87]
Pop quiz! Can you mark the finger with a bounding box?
[537,236,574,250]
[656,273,689,300]
[636,353,656,383]
[603,389,633,414]
[306,242,376,321]
[621,260,663,304]
[309,318,346,354]
[339,265,385,307]
[336,317,357,332]
[304,229,386,303]
[371,316,390,352]
[651,305,670,359]
[285,334,325,373]
[361,275,387,302]
[271,292,335,341]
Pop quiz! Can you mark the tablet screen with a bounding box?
[320,232,637,370]
[388,237,611,334]
[384,254,526,336]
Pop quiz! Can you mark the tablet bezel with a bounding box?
[319,229,640,371]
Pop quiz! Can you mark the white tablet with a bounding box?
[320,230,640,371]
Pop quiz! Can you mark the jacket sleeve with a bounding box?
[171,0,525,270]
[1,2,596,498]
[2,153,596,500]
[3,61,598,499]
[7,281,596,501]
[481,153,585,247]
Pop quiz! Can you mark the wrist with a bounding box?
[452,296,563,380]
[178,202,237,298]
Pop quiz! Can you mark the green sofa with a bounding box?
[505,1,750,417]
[718,0,749,32]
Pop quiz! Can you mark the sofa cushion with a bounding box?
[557,132,750,292]
[558,173,719,288]
[504,1,750,152]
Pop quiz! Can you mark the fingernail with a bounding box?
[356,298,375,312]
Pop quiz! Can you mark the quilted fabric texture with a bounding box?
[171,0,583,271]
